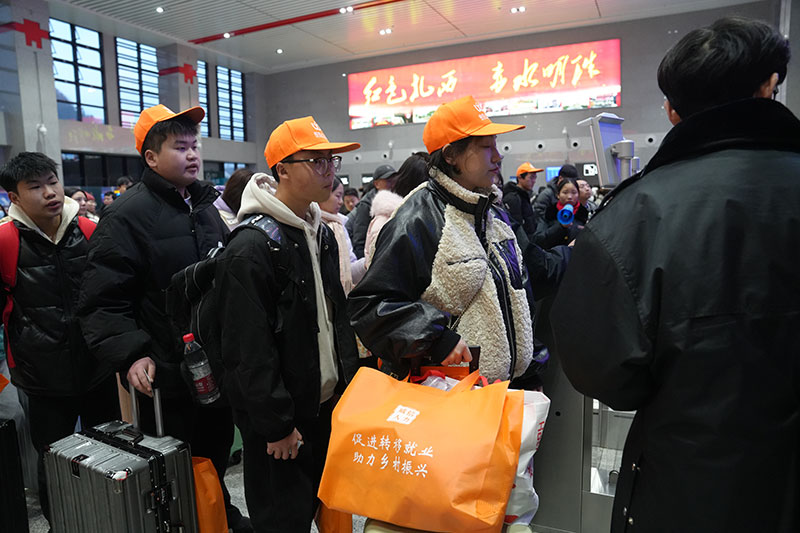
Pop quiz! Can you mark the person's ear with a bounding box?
[664,99,682,126]
[276,162,290,183]
[8,191,19,205]
[755,72,779,99]
[144,148,158,167]
[442,143,457,166]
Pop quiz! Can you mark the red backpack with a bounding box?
[0,216,95,368]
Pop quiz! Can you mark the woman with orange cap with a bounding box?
[349,96,546,386]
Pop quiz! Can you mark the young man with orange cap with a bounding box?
[349,95,548,389]
[214,116,360,532]
[79,105,252,532]
[503,161,542,237]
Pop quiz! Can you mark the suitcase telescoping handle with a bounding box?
[128,383,165,438]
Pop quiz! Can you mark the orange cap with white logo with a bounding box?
[516,162,543,176]
[422,95,524,154]
[134,104,205,154]
[265,116,360,168]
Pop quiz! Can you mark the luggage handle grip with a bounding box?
[128,383,165,438]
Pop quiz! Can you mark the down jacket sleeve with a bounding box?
[549,226,654,410]
[78,211,152,373]
[216,229,295,442]
[348,204,460,369]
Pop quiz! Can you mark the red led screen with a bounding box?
[348,39,621,130]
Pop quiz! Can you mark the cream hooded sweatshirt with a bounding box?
[8,196,81,244]
[237,173,339,403]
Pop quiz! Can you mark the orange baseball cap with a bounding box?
[265,116,360,167]
[423,95,524,153]
[516,162,543,176]
[134,104,205,154]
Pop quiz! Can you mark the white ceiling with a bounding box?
[48,0,757,74]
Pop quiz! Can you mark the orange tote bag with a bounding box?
[318,367,523,533]
[192,457,229,533]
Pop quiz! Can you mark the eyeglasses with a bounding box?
[281,155,342,174]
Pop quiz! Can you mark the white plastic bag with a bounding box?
[504,390,550,526]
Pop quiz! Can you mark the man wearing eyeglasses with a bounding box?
[215,116,361,533]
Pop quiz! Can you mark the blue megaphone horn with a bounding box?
[557,204,575,225]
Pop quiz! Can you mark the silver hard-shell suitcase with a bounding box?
[44,385,199,533]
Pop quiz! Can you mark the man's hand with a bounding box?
[441,339,473,366]
[127,357,156,397]
[267,428,304,460]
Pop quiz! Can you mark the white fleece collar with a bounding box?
[9,196,80,244]
[429,167,499,206]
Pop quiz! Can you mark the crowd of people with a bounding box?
[0,15,798,533]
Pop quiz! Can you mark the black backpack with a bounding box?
[166,214,289,400]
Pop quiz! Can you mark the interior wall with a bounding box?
[253,1,777,188]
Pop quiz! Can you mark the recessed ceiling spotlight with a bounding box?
[223,32,231,39]
[156,6,164,13]
[342,73,347,77]
[346,6,353,12]
[519,6,526,12]
[379,29,386,35]
[386,28,392,34]
[276,48,283,54]
[339,7,346,13]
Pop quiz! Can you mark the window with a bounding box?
[197,60,210,137]
[223,162,248,179]
[216,66,245,141]
[49,18,106,124]
[61,152,143,188]
[116,37,159,129]
[205,161,249,185]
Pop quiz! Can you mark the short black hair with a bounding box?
[116,176,132,187]
[427,136,474,179]
[558,164,578,179]
[0,152,58,193]
[140,116,199,163]
[104,191,115,198]
[343,188,359,198]
[658,16,790,119]
[394,152,431,197]
[270,164,280,183]
[64,186,87,198]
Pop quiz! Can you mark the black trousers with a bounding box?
[137,393,244,525]
[241,399,334,533]
[27,375,120,521]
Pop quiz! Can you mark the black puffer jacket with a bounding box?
[551,98,800,532]
[217,215,359,442]
[502,181,536,237]
[79,169,228,397]
[5,215,107,396]
[532,202,588,249]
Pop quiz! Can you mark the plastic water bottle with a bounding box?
[557,203,575,225]
[182,333,220,404]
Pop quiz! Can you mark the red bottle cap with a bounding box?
[183,333,195,343]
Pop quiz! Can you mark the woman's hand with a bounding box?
[441,339,473,366]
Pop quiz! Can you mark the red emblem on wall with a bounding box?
[0,18,50,48]
[158,63,198,84]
